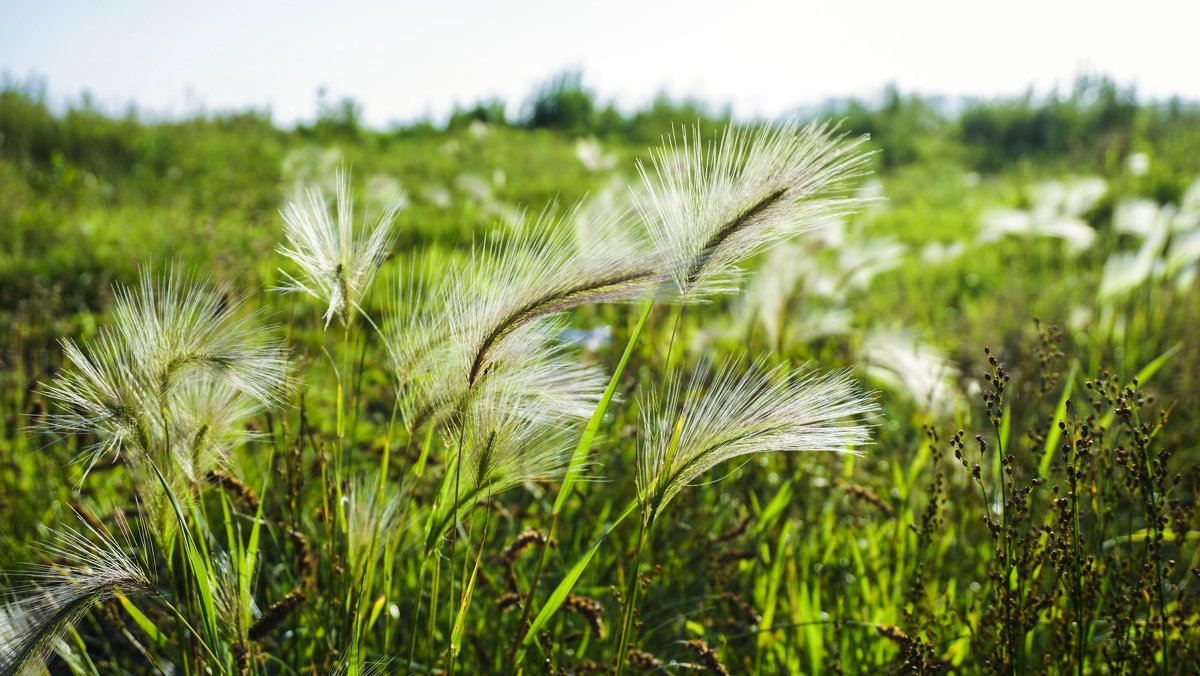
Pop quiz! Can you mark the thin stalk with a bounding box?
[613,515,652,676]
[506,299,653,671]
[448,504,492,676]
[1067,429,1084,676]
[406,555,431,671]
[428,552,442,671]
[160,597,225,669]
[444,418,470,660]
[349,319,370,472]
[1131,408,1169,675]
[993,418,1018,676]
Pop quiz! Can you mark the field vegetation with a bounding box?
[1,72,1199,674]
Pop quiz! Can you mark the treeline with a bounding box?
[4,70,1200,181]
[445,72,1200,176]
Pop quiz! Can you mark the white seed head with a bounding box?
[387,201,656,432]
[40,268,289,480]
[278,167,403,328]
[1,515,154,676]
[427,385,576,549]
[637,360,876,521]
[635,121,871,294]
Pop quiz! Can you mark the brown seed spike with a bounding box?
[627,649,663,670]
[249,589,306,642]
[845,484,894,517]
[712,515,751,543]
[501,528,551,564]
[686,640,730,676]
[563,594,605,637]
[289,528,317,587]
[205,470,261,512]
[876,624,910,643]
[496,591,522,613]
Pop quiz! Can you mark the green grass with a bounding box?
[2,84,1199,675]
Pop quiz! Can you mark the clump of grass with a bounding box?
[894,322,1198,674]
[12,120,889,674]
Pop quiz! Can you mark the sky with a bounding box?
[2,0,1198,128]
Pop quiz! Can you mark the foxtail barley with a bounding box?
[635,121,870,294]
[615,360,874,673]
[637,359,876,522]
[1,516,155,676]
[388,203,657,432]
[40,268,289,474]
[424,384,577,552]
[862,329,961,416]
[344,472,405,578]
[278,167,404,328]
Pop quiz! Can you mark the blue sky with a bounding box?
[2,0,1197,127]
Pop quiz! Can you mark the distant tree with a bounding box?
[821,85,953,168]
[310,87,363,139]
[447,98,508,130]
[524,70,595,135]
[625,92,731,143]
[958,75,1138,171]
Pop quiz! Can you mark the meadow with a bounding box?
[1,75,1198,674]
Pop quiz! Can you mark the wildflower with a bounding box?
[278,168,404,327]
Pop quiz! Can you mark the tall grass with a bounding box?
[2,101,1199,675]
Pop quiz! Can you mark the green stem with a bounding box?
[506,299,653,672]
[613,515,651,676]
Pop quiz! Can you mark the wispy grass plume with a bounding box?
[637,360,876,522]
[40,268,290,473]
[278,167,404,327]
[388,203,658,431]
[1,516,155,676]
[36,269,289,543]
[425,386,576,551]
[634,121,871,293]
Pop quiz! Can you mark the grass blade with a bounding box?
[514,500,637,669]
[1039,360,1079,475]
[555,299,652,515]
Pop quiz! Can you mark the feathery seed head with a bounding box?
[345,473,405,577]
[388,203,649,431]
[637,360,876,523]
[1,516,154,676]
[212,551,260,643]
[862,329,961,416]
[426,386,576,551]
[278,167,403,328]
[40,268,290,476]
[635,121,871,294]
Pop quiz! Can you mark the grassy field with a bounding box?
[1,77,1199,675]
